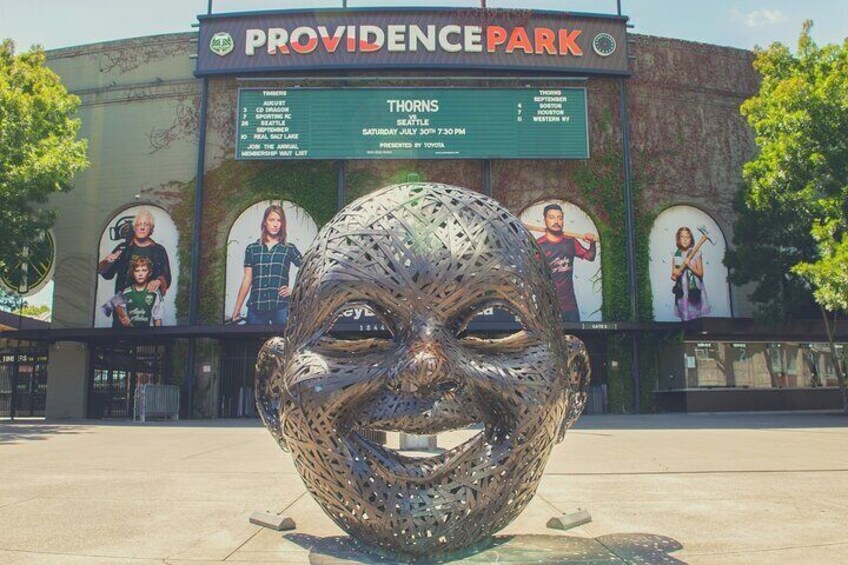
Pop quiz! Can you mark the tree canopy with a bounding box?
[0,40,88,278]
[0,287,51,321]
[0,287,25,313]
[726,22,848,320]
[729,22,848,411]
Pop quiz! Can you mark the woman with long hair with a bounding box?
[231,204,303,325]
[671,226,711,321]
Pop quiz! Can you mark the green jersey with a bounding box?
[121,285,163,327]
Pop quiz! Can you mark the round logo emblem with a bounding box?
[592,33,617,57]
[210,32,234,57]
[0,230,55,297]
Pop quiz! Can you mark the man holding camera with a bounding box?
[98,209,172,327]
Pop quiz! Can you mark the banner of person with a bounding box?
[519,200,603,322]
[94,206,180,328]
[648,205,731,321]
[224,200,318,325]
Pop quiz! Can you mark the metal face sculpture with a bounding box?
[256,183,591,556]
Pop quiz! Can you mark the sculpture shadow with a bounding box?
[0,422,86,445]
[285,532,685,564]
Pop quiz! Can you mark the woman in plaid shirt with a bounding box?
[231,204,303,325]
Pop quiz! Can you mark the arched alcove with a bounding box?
[649,205,731,321]
[94,205,180,328]
[224,200,318,324]
[520,200,603,322]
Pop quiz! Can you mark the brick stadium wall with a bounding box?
[45,31,760,326]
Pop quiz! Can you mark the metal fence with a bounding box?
[0,350,48,419]
[88,344,174,419]
[134,384,180,422]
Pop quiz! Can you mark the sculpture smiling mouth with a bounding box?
[340,385,517,482]
[346,423,503,483]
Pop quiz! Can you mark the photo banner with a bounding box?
[225,201,318,326]
[520,200,602,322]
[94,206,180,328]
[649,206,731,322]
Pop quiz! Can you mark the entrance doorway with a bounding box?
[0,349,48,418]
[580,335,608,414]
[219,339,263,418]
[88,344,173,418]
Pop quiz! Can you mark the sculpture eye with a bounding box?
[312,302,395,356]
[455,303,534,353]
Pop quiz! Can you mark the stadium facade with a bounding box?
[1,7,844,420]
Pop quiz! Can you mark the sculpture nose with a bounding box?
[388,324,456,394]
[397,350,443,393]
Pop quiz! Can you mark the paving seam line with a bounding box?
[222,491,308,562]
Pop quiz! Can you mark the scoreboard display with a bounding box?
[236,88,589,160]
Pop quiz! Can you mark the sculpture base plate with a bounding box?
[285,533,684,564]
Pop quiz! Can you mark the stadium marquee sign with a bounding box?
[196,9,629,76]
[235,87,589,160]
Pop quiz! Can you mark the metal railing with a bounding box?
[133,384,180,422]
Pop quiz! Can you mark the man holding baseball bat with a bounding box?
[527,203,598,322]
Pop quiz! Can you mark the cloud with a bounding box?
[731,8,789,28]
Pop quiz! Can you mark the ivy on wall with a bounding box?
[568,124,663,412]
[345,167,387,204]
[345,160,485,203]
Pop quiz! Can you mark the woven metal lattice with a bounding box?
[256,183,591,556]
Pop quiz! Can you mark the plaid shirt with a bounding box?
[244,240,303,312]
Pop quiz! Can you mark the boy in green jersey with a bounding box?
[110,257,163,327]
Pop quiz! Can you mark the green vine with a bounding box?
[345,167,385,204]
[568,109,660,412]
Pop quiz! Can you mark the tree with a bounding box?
[725,189,819,322]
[0,40,88,276]
[20,303,50,319]
[794,221,848,413]
[730,22,848,412]
[0,287,25,313]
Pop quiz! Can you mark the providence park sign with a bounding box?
[196,8,629,76]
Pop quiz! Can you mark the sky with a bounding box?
[0,0,846,52]
[1,0,846,314]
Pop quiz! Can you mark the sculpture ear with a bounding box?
[558,336,592,442]
[255,336,290,451]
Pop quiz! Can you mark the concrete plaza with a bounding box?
[1,412,847,564]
